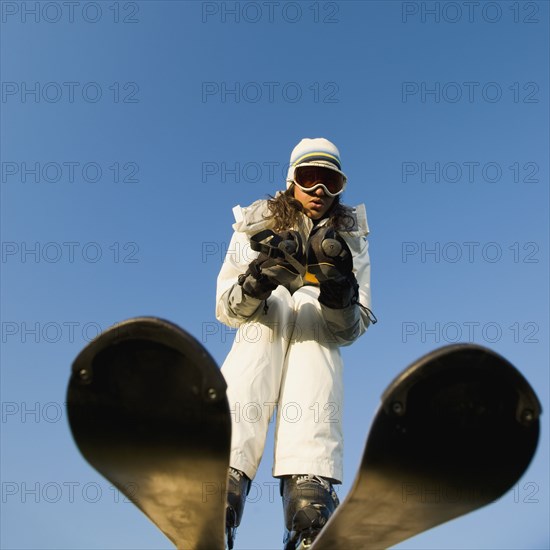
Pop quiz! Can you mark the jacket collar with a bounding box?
[232,199,369,238]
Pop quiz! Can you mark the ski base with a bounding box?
[67,321,541,550]
[67,317,231,550]
[308,344,541,549]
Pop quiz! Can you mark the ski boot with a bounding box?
[280,474,340,550]
[226,467,251,549]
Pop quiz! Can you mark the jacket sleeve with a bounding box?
[215,230,264,328]
[320,236,373,346]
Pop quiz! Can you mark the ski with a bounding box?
[67,320,541,550]
[66,317,231,550]
[301,343,541,549]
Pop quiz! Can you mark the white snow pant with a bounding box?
[221,285,344,484]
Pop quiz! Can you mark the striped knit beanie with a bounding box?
[286,137,347,188]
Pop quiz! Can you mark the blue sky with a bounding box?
[1,1,548,549]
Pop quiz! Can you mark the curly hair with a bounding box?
[265,186,355,232]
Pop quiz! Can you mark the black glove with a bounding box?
[306,226,353,283]
[306,226,358,309]
[318,275,359,309]
[238,230,305,300]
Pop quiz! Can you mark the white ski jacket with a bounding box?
[216,199,373,346]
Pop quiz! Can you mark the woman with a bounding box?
[216,138,375,549]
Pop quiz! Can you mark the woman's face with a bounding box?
[293,183,336,220]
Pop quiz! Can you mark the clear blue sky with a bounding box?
[1,1,548,549]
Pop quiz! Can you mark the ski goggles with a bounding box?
[293,166,346,197]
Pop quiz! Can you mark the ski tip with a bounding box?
[382,343,542,424]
